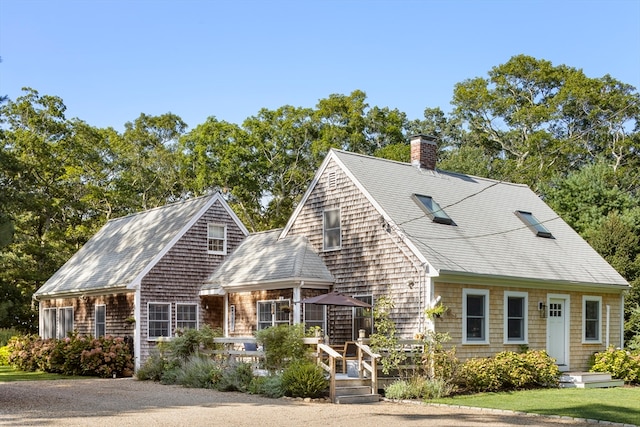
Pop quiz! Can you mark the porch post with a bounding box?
[293,284,302,325]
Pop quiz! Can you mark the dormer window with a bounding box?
[515,211,553,238]
[413,194,454,225]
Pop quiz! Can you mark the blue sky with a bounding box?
[1,0,639,132]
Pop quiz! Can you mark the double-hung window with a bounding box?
[95,305,106,337]
[323,209,341,251]
[208,223,227,255]
[257,300,291,330]
[43,308,57,339]
[58,307,74,339]
[504,291,527,344]
[176,303,198,330]
[583,296,602,343]
[148,302,171,339]
[463,289,489,344]
[303,304,325,333]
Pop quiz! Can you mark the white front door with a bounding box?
[547,296,569,370]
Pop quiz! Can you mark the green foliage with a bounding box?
[384,376,455,400]
[255,324,307,372]
[169,355,222,389]
[280,360,328,398]
[135,351,169,381]
[458,350,559,393]
[137,326,222,382]
[0,328,21,346]
[248,374,284,398]
[171,326,220,361]
[0,345,11,365]
[6,334,133,377]
[591,347,640,384]
[216,362,254,392]
[370,295,406,375]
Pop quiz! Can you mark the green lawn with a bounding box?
[433,387,640,426]
[0,365,87,382]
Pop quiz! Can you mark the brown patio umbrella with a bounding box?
[298,292,371,307]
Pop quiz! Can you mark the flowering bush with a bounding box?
[7,334,133,377]
[591,347,640,384]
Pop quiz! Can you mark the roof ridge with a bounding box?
[108,194,215,223]
[330,148,528,188]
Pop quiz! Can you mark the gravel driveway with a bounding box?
[0,378,595,426]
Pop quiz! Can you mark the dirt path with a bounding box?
[0,378,593,426]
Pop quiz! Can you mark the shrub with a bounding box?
[216,362,254,392]
[458,350,559,393]
[136,351,168,381]
[255,324,307,372]
[6,334,133,377]
[79,336,134,378]
[591,347,640,384]
[248,375,284,398]
[0,328,21,347]
[384,376,455,400]
[0,345,10,365]
[280,360,328,398]
[170,355,222,388]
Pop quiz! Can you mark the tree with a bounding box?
[451,55,640,190]
[179,117,263,230]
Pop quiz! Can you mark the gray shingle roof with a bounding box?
[34,195,222,298]
[326,150,628,287]
[201,229,334,293]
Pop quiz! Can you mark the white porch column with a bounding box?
[293,284,302,325]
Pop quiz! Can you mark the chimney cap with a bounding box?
[410,134,437,143]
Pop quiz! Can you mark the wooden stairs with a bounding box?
[559,372,624,389]
[334,375,380,404]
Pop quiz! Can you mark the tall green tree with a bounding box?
[451,55,640,190]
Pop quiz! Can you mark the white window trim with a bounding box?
[43,307,57,339]
[175,303,198,331]
[582,295,602,344]
[207,223,227,255]
[462,289,490,345]
[503,291,528,344]
[323,208,342,251]
[147,302,171,341]
[95,304,106,337]
[257,299,291,330]
[58,306,74,340]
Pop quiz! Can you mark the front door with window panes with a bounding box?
[257,300,291,330]
[547,298,568,367]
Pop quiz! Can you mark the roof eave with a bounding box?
[33,285,131,301]
[437,270,630,292]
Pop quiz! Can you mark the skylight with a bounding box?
[515,211,553,238]
[413,194,454,225]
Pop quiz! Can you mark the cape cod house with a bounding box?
[205,135,630,371]
[33,193,248,369]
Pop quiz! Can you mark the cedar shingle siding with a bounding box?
[287,158,425,342]
[139,200,246,362]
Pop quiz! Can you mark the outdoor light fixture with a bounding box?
[538,301,547,318]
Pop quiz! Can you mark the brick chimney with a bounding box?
[410,134,437,170]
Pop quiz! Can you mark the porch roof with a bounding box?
[201,229,334,294]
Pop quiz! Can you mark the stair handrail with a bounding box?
[355,342,380,395]
[316,343,343,402]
